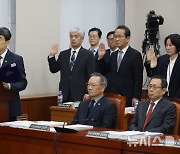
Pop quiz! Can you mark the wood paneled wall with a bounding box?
[20,94,57,121]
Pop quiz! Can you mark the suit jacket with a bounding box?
[145,54,180,98]
[48,47,95,102]
[99,46,143,106]
[93,50,108,75]
[2,50,27,120]
[129,98,176,134]
[104,49,111,92]
[71,96,117,128]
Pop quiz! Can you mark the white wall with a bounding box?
[59,0,119,50]
[16,0,60,95]
[0,0,10,27]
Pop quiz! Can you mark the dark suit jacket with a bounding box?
[99,46,143,106]
[145,54,180,98]
[48,47,95,102]
[71,96,117,128]
[104,49,111,92]
[129,98,176,134]
[2,50,27,120]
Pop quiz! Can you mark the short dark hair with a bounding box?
[164,34,180,53]
[89,72,107,88]
[0,27,12,41]
[88,27,102,38]
[149,75,168,88]
[115,25,131,38]
[106,31,114,39]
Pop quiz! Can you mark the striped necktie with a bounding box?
[117,50,123,71]
[70,51,76,70]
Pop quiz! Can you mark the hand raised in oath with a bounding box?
[49,44,59,57]
[146,48,157,68]
[98,43,106,60]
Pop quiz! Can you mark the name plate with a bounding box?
[29,124,50,131]
[86,130,109,139]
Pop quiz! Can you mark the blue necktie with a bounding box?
[70,51,76,70]
[88,100,96,116]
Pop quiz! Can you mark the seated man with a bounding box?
[129,75,176,134]
[71,72,117,128]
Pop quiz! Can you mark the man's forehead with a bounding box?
[149,78,161,85]
[89,76,100,82]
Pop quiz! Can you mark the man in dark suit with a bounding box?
[72,72,117,128]
[88,27,106,75]
[129,76,176,133]
[105,31,118,92]
[48,27,95,102]
[98,25,143,107]
[0,27,27,121]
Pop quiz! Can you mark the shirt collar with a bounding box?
[151,97,162,106]
[90,47,98,52]
[91,95,103,106]
[0,49,8,59]
[71,46,81,54]
[169,56,177,64]
[120,45,129,54]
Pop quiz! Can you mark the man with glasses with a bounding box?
[105,31,119,92]
[129,76,176,133]
[88,27,107,75]
[98,25,143,107]
[72,72,117,128]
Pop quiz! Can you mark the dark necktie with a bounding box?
[117,50,122,71]
[92,50,96,56]
[88,100,96,116]
[0,56,2,67]
[70,51,76,70]
[142,102,155,131]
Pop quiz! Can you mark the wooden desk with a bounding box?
[50,106,134,130]
[50,106,77,124]
[0,126,180,154]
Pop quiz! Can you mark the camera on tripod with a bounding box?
[142,10,164,55]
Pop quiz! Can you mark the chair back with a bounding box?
[168,98,180,135]
[104,93,126,130]
[16,114,28,121]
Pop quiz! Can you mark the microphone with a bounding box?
[54,122,77,133]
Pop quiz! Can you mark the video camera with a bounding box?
[142,10,164,55]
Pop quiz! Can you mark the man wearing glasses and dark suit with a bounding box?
[72,72,117,128]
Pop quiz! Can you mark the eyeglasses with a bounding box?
[86,83,101,88]
[147,84,162,90]
[89,35,99,39]
[114,35,126,39]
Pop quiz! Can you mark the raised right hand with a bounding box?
[49,44,59,56]
[146,48,157,68]
[98,43,106,60]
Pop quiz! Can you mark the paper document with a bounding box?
[105,131,145,140]
[65,124,93,131]
[0,121,66,129]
